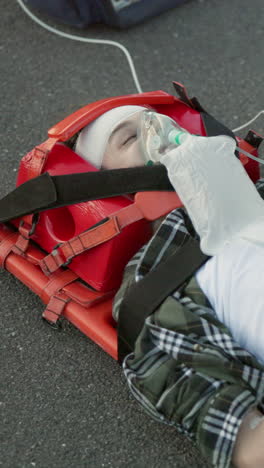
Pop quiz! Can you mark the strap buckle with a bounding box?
[42,291,70,327]
[19,213,39,238]
[52,243,72,268]
[12,213,40,256]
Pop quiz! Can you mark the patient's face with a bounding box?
[102,111,144,170]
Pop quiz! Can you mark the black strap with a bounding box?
[118,237,209,363]
[0,173,57,223]
[0,165,173,223]
[0,108,237,224]
[201,112,236,142]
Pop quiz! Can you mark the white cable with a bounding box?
[232,110,264,132]
[16,0,143,94]
[15,0,264,134]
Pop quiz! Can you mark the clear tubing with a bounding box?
[236,146,264,165]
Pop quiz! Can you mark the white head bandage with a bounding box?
[75,105,147,168]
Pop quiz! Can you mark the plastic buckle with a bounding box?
[42,292,70,328]
[13,213,40,256]
[19,213,39,238]
[51,243,72,268]
[245,130,264,149]
[29,213,39,235]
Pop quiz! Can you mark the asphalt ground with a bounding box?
[1,1,264,467]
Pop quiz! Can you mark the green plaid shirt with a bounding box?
[113,181,264,468]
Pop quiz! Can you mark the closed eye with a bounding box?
[122,134,137,146]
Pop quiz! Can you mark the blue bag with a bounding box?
[24,0,188,29]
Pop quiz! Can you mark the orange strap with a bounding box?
[12,215,37,256]
[39,191,183,276]
[40,269,78,303]
[14,138,58,256]
[39,204,143,275]
[39,216,122,275]
[0,232,19,269]
[41,270,78,325]
[42,292,70,326]
[26,138,58,180]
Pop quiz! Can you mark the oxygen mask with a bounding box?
[138,110,190,165]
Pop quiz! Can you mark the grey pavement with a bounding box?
[1,0,264,467]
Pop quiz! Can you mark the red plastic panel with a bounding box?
[17,143,152,292]
[48,91,175,141]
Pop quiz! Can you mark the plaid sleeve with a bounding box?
[197,384,256,468]
[124,296,264,468]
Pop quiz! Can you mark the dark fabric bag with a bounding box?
[25,0,188,29]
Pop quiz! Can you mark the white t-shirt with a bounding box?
[196,238,264,365]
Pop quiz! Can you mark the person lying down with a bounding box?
[75,105,264,468]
